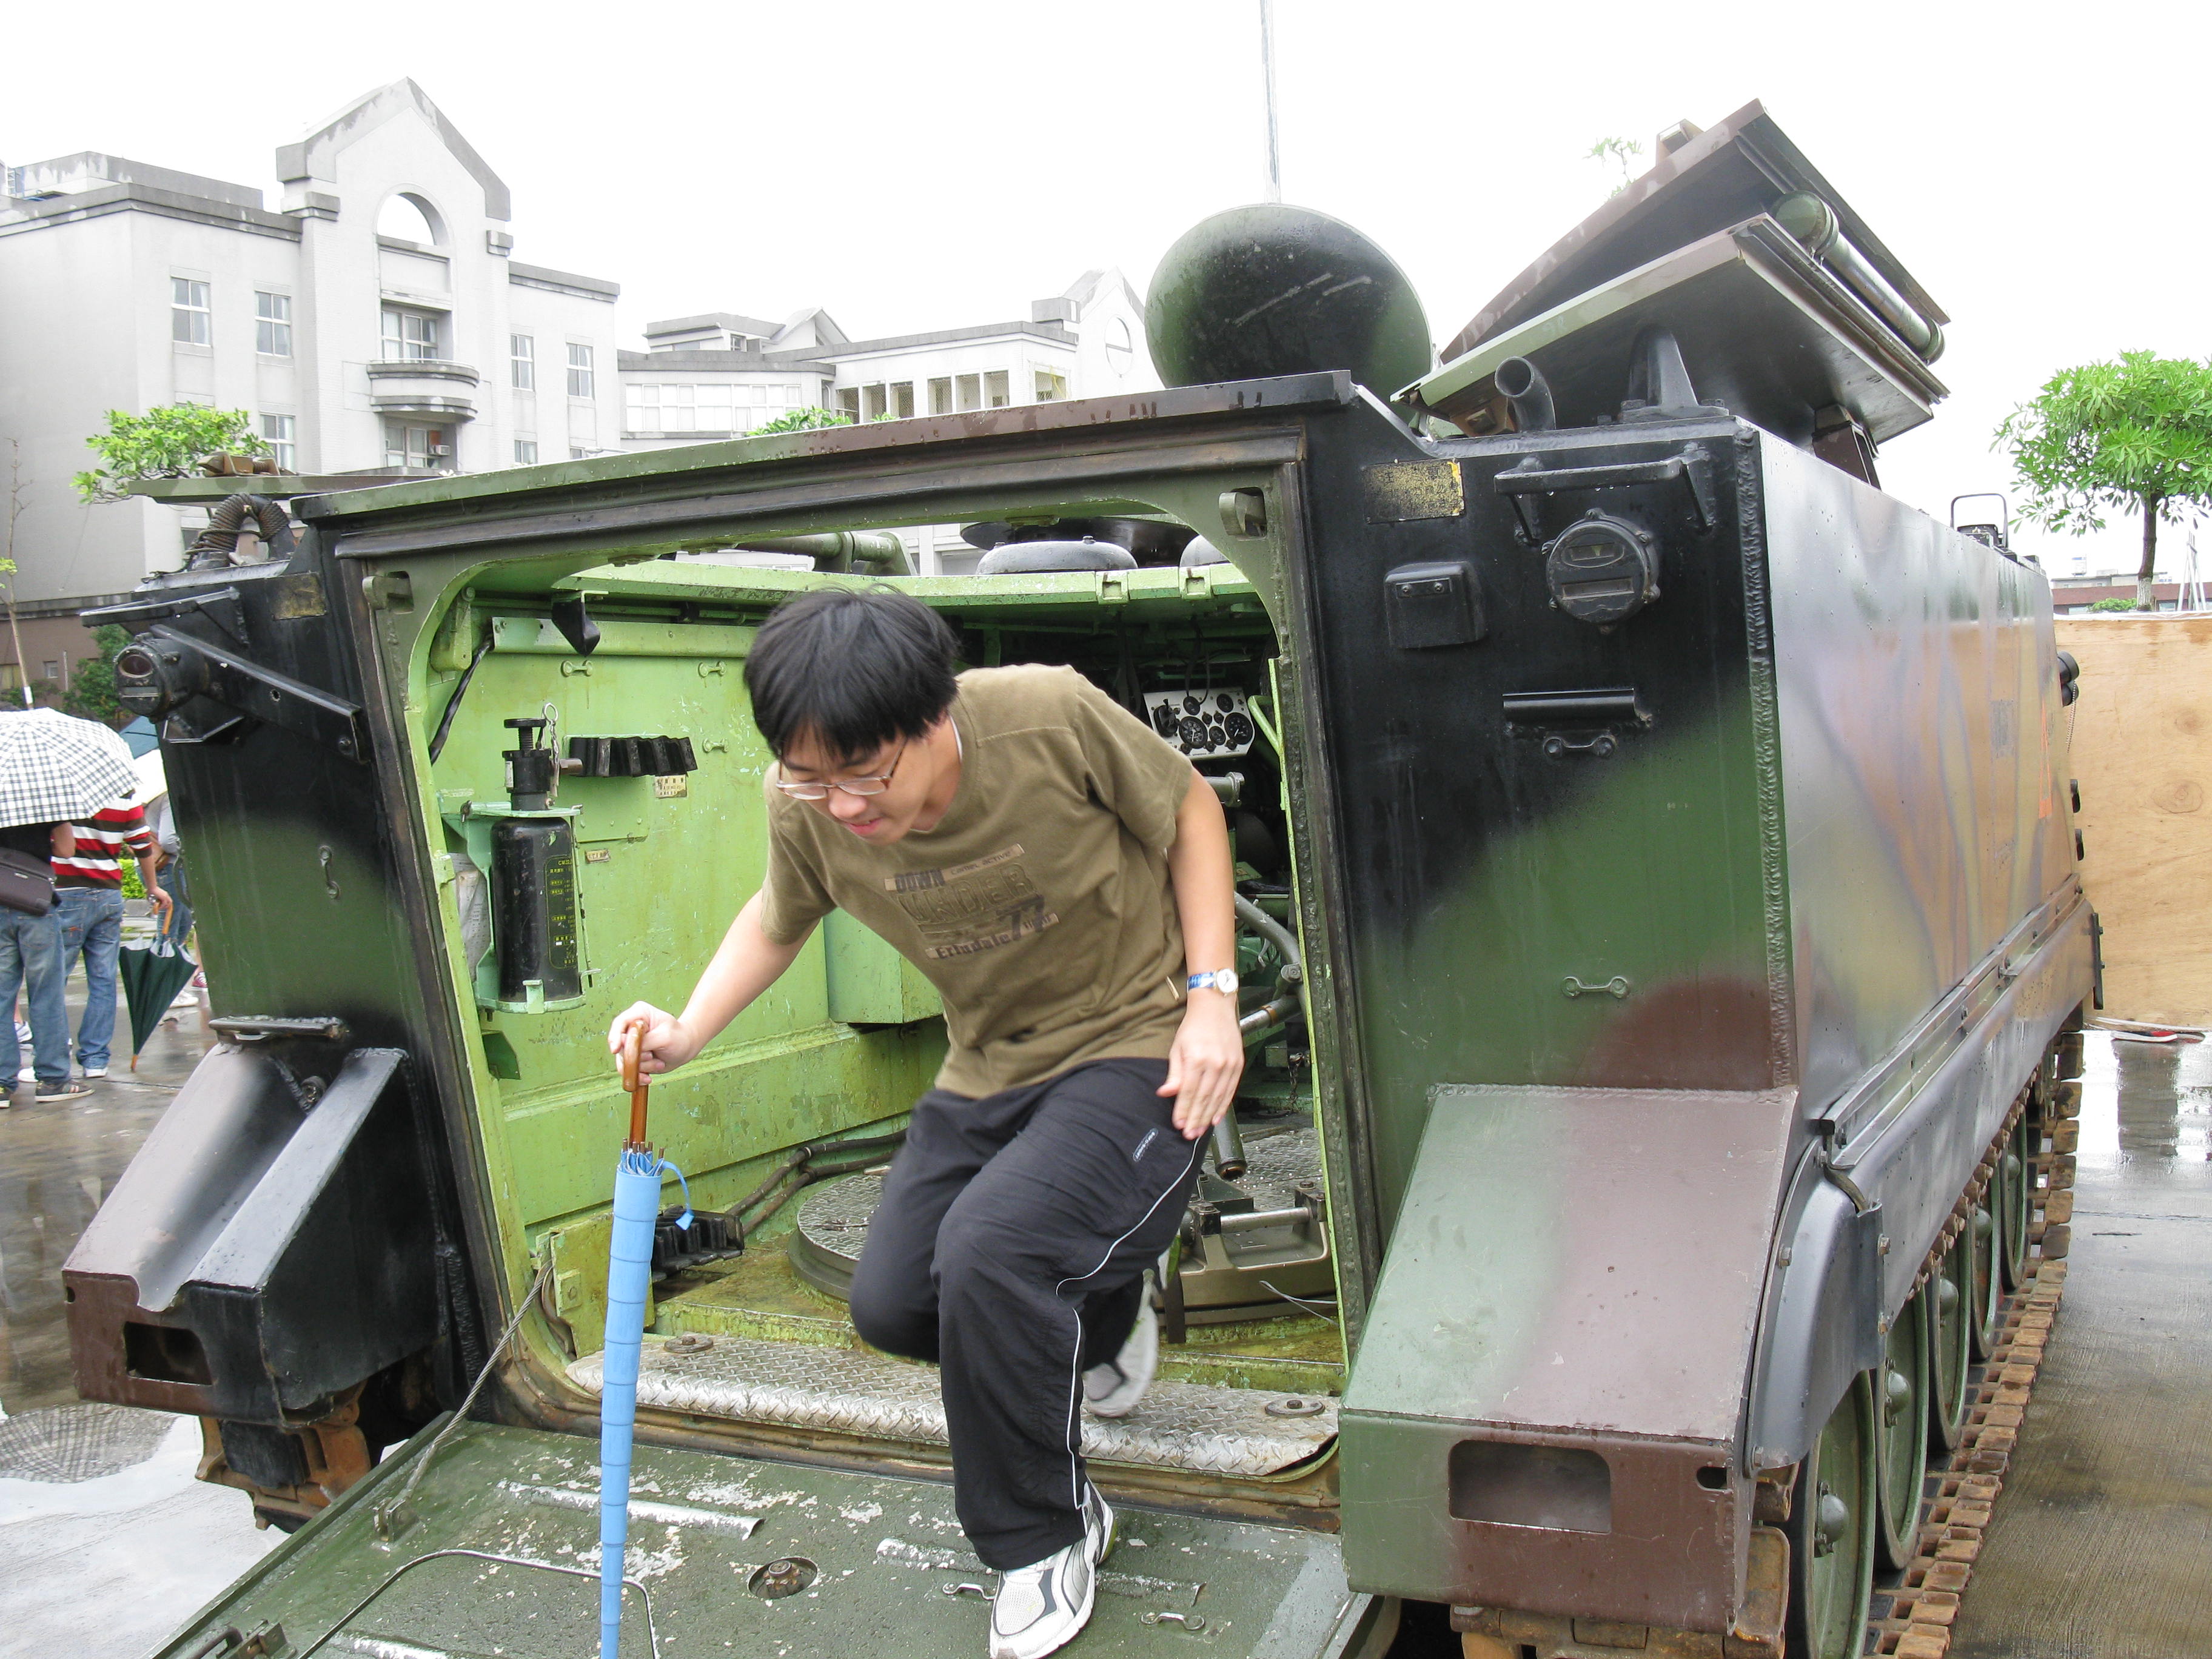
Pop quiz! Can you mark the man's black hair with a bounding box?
[744,585,960,762]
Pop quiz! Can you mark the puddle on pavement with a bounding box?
[1949,1032,2212,1658]
[0,989,213,1416]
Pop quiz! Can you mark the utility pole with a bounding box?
[3,440,33,706]
[1259,0,1282,203]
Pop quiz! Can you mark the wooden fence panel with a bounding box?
[2055,615,2212,1025]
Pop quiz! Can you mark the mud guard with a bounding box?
[1745,1149,1885,1471]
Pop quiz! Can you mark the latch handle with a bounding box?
[1495,442,1717,538]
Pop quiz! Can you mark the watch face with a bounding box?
[1214,969,1239,996]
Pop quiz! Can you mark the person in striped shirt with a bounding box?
[52,795,170,1079]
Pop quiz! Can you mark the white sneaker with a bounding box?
[15,1065,30,1084]
[988,1484,1114,1659]
[1081,1480,1116,1568]
[1082,1294,1158,1419]
[81,1065,107,1080]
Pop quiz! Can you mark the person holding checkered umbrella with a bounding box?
[0,709,139,1105]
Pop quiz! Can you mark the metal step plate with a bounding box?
[569,1333,1337,1478]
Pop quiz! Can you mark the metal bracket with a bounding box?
[1540,730,1618,759]
[162,709,254,747]
[1495,442,1718,542]
[1503,688,1650,760]
[1562,975,1632,999]
[82,584,249,647]
[209,1016,352,1044]
[133,624,367,761]
[361,571,414,611]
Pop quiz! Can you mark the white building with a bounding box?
[617,271,1156,573]
[618,272,1151,443]
[0,80,621,680]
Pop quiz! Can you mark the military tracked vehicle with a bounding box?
[67,101,2092,1659]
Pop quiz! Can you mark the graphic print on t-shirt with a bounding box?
[885,843,1060,959]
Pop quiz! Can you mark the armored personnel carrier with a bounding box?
[67,102,2091,1659]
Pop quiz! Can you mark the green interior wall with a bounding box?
[371,513,1335,1371]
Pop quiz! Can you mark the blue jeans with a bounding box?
[159,857,192,952]
[0,905,69,1086]
[57,886,125,1072]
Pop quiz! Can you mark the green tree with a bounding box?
[2088,596,2139,612]
[1997,353,2212,610]
[75,404,265,502]
[63,624,130,723]
[752,407,855,435]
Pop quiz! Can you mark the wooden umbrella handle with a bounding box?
[621,1023,649,1144]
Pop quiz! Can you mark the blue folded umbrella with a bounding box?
[600,1106,688,1657]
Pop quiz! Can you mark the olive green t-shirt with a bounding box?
[759,664,1196,1096]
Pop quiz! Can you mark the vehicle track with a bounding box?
[1864,1039,2082,1658]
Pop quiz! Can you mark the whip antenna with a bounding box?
[1259,0,1281,203]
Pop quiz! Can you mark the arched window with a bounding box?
[376,192,446,247]
[1104,317,1135,377]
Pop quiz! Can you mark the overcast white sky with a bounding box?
[11,0,2201,577]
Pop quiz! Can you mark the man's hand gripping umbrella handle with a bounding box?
[621,1024,650,1148]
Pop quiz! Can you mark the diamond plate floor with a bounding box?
[794,1127,1327,1279]
[569,1332,1337,1478]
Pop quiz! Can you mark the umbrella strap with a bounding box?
[618,1145,693,1232]
[656,1160,692,1232]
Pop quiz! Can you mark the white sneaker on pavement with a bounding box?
[988,1483,1115,1659]
[1082,1293,1159,1419]
[81,1065,107,1079]
[16,1065,32,1083]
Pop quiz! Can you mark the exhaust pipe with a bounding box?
[1493,357,1556,434]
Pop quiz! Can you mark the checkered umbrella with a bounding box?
[0,709,139,828]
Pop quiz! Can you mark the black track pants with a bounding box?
[848,1057,1202,1570]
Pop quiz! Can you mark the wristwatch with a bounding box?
[1187,969,1240,997]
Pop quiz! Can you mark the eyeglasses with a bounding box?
[773,740,908,800]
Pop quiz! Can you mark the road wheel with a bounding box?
[1968,1201,2003,1361]
[1997,1113,2033,1289]
[1874,1284,1931,1569]
[1927,1235,1974,1455]
[1787,1372,1878,1659]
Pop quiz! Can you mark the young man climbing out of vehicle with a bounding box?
[608,585,1244,1659]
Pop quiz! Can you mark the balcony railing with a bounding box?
[366,360,480,418]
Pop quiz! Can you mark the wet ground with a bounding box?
[0,965,283,1658]
[1949,1031,2212,1658]
[0,1025,2202,1657]
[0,974,213,1415]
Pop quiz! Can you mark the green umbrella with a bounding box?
[118,938,197,1070]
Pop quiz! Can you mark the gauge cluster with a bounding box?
[1146,688,1256,759]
